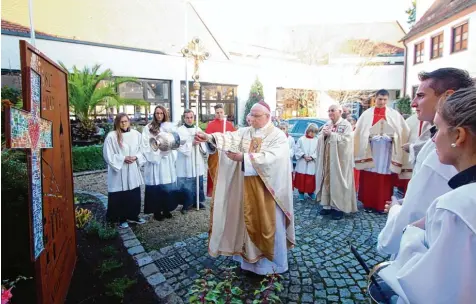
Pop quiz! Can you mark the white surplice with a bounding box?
[287,135,295,170]
[405,114,431,167]
[379,183,476,304]
[141,123,177,185]
[294,136,318,175]
[176,125,207,178]
[103,130,146,193]
[378,139,457,255]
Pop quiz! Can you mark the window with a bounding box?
[414,41,424,64]
[431,33,444,59]
[452,22,468,53]
[180,81,237,124]
[276,87,317,119]
[412,86,418,99]
[118,79,171,119]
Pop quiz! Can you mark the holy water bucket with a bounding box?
[150,131,186,152]
[367,263,398,304]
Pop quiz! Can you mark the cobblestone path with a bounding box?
[146,197,389,303]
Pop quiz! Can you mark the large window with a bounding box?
[452,22,468,53]
[412,85,418,99]
[180,81,237,124]
[276,88,317,119]
[431,33,444,59]
[414,41,424,64]
[118,79,171,119]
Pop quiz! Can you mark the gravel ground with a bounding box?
[74,171,211,249]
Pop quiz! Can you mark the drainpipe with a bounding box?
[403,40,408,97]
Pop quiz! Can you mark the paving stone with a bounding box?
[318,270,329,278]
[349,285,361,294]
[174,241,187,248]
[301,293,313,303]
[120,231,137,241]
[330,272,340,279]
[127,245,145,256]
[335,279,346,287]
[133,252,153,267]
[302,278,312,286]
[327,288,338,295]
[155,282,174,298]
[160,245,174,255]
[287,293,299,301]
[315,289,326,298]
[123,238,140,248]
[289,285,301,293]
[290,271,299,277]
[323,278,335,287]
[327,295,339,302]
[146,272,166,286]
[341,299,354,304]
[339,288,351,298]
[140,263,159,277]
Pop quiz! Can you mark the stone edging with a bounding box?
[74,190,183,303]
[73,169,107,177]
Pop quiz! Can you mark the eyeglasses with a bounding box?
[250,114,266,118]
[155,112,164,115]
[328,109,336,112]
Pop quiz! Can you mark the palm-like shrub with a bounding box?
[59,63,148,141]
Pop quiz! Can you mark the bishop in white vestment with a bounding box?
[195,101,295,275]
[103,114,146,228]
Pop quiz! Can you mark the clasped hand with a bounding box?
[322,126,331,136]
[303,155,313,162]
[124,156,137,164]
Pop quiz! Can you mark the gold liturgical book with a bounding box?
[369,119,394,136]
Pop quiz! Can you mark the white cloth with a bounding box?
[366,136,393,174]
[294,136,318,175]
[287,135,295,170]
[379,183,476,304]
[103,130,145,192]
[176,125,207,178]
[141,123,177,185]
[406,114,431,166]
[378,139,457,255]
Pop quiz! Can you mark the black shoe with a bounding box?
[364,208,372,213]
[320,209,332,216]
[331,210,344,220]
[164,212,173,219]
[154,214,165,221]
[199,203,206,210]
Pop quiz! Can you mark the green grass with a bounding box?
[97,259,123,277]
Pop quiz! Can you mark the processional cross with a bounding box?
[181,37,210,210]
[4,68,53,259]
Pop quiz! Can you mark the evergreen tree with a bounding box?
[242,78,264,125]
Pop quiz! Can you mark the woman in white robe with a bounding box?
[103,113,146,229]
[293,123,319,201]
[278,122,295,172]
[378,87,476,303]
[141,105,178,221]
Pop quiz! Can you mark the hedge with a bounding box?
[72,145,106,172]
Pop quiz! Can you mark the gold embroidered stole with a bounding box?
[243,135,276,261]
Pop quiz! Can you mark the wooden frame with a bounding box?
[430,32,444,59]
[451,21,469,53]
[414,41,425,64]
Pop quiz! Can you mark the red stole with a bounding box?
[372,107,386,126]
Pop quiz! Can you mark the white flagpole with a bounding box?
[195,92,200,211]
[28,0,36,46]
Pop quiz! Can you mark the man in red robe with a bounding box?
[205,103,235,197]
[354,89,410,213]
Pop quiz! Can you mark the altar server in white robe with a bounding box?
[378,68,474,255]
[315,104,357,220]
[278,121,295,171]
[141,105,178,221]
[176,109,207,212]
[354,89,410,213]
[378,87,476,304]
[294,123,319,201]
[402,114,431,168]
[194,100,295,275]
[103,113,146,229]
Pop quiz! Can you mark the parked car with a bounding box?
[287,117,328,144]
[286,117,328,167]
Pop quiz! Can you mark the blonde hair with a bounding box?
[305,123,319,134]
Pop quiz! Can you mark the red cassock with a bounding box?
[205,119,235,197]
[357,107,396,212]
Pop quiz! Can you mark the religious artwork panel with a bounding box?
[4,40,76,304]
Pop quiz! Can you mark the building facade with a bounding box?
[403,0,476,97]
